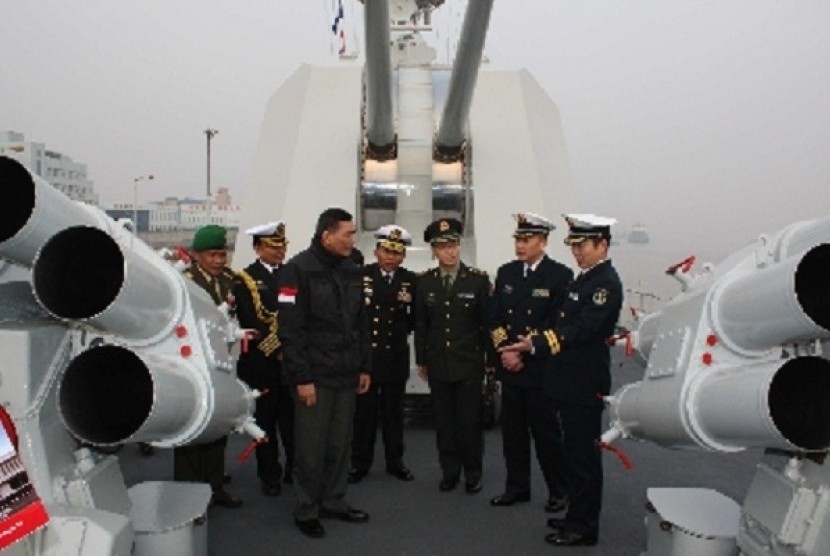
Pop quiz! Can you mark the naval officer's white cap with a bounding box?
[562,213,617,244]
[244,220,288,247]
[375,224,412,252]
[512,212,555,237]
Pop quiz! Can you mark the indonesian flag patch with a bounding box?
[278,286,297,304]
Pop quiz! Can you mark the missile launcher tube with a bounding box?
[610,357,830,452]
[32,226,182,343]
[712,244,830,354]
[0,156,109,267]
[58,345,252,447]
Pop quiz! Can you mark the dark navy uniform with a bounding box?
[533,259,623,540]
[415,262,491,486]
[233,260,294,492]
[489,255,572,504]
[351,263,416,475]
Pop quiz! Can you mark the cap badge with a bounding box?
[439,220,449,232]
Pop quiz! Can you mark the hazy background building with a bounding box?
[0,130,99,205]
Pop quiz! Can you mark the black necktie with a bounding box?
[443,273,452,292]
[385,273,392,285]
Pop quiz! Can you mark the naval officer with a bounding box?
[348,225,417,484]
[501,214,623,546]
[233,221,295,496]
[488,213,572,513]
[414,218,492,494]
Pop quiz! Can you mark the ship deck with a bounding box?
[119,353,760,556]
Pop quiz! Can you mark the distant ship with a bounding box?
[627,222,650,244]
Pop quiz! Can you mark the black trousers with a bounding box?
[173,436,227,493]
[500,383,568,499]
[293,386,356,521]
[429,377,483,482]
[351,381,406,472]
[250,383,295,486]
[556,400,604,537]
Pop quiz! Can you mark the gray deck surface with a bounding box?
[119,355,759,556]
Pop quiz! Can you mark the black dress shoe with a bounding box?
[261,481,281,496]
[319,506,370,523]
[546,517,565,530]
[295,518,325,538]
[465,479,483,494]
[544,530,598,546]
[347,468,367,484]
[386,465,414,481]
[544,496,568,513]
[211,490,243,509]
[223,473,232,485]
[439,477,459,492]
[490,492,530,506]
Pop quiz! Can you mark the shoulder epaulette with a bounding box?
[468,267,487,277]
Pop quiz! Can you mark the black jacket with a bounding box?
[278,241,372,389]
[489,256,573,388]
[363,263,416,384]
[531,260,623,405]
[233,260,283,389]
[414,263,491,382]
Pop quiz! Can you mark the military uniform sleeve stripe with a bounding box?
[490,327,508,348]
[544,329,561,355]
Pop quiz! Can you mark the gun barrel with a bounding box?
[364,0,395,156]
[714,243,830,353]
[435,0,495,153]
[58,345,251,447]
[32,226,182,341]
[0,156,107,267]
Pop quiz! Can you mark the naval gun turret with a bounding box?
[602,215,830,555]
[0,156,264,555]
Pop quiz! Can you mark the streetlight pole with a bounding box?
[133,174,154,237]
[205,127,218,225]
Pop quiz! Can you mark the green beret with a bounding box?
[192,225,227,251]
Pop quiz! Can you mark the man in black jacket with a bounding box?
[278,208,372,539]
[348,225,416,484]
[233,221,294,497]
[501,213,623,547]
[488,213,572,513]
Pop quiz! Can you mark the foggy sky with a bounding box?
[1,0,829,262]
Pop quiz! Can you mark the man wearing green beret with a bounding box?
[174,224,243,508]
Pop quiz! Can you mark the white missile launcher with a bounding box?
[0,156,264,556]
[602,216,830,556]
